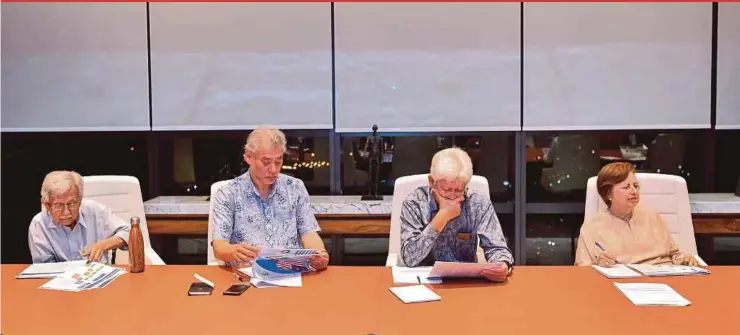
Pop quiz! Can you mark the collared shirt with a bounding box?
[211,170,320,251]
[28,199,130,264]
[399,186,513,267]
[575,205,683,266]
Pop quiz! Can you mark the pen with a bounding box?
[417,276,421,285]
[595,242,618,264]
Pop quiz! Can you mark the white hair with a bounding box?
[41,170,84,203]
[244,126,287,155]
[430,147,473,183]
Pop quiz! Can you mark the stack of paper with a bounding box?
[613,283,691,306]
[391,266,442,284]
[40,262,127,292]
[253,248,318,275]
[389,285,442,304]
[238,267,302,288]
[591,264,643,278]
[16,260,87,279]
[627,264,711,277]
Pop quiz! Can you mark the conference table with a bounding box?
[2,265,739,334]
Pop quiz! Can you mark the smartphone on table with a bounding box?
[223,284,250,296]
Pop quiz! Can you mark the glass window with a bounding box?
[525,130,712,203]
[340,132,515,202]
[715,130,740,192]
[525,214,581,265]
[1,132,150,263]
[156,130,331,196]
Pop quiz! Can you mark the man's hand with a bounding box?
[81,238,120,263]
[594,252,618,268]
[216,243,260,264]
[437,196,463,221]
[480,262,509,282]
[310,250,330,271]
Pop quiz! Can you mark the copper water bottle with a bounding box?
[128,217,146,273]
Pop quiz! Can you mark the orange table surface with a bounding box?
[2,265,739,335]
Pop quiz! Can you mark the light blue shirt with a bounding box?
[211,170,320,250]
[28,199,130,264]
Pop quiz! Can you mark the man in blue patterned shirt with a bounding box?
[211,127,329,269]
[400,148,513,282]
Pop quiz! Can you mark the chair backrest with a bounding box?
[207,179,232,265]
[584,173,697,255]
[81,175,152,264]
[389,174,491,257]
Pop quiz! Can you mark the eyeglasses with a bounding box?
[433,182,467,199]
[49,201,80,212]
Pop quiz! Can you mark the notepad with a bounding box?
[237,267,302,288]
[389,285,441,304]
[591,264,643,278]
[613,283,691,306]
[627,264,711,277]
[16,260,87,279]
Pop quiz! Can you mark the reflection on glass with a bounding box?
[163,134,330,196]
[526,131,705,201]
[341,134,513,201]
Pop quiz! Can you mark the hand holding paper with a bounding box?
[480,262,509,282]
[310,250,330,271]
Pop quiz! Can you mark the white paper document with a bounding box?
[428,261,503,278]
[614,283,691,306]
[391,266,442,284]
[40,262,126,292]
[17,260,87,279]
[237,267,302,288]
[627,264,711,277]
[591,264,643,278]
[389,285,442,304]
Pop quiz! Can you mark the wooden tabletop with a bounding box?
[2,265,739,334]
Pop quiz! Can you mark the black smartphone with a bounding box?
[223,284,250,296]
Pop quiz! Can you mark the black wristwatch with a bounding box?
[503,261,514,276]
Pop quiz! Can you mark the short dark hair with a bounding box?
[596,162,636,207]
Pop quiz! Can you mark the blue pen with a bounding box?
[595,242,618,264]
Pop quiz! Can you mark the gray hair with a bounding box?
[430,147,473,183]
[245,126,287,155]
[41,170,84,203]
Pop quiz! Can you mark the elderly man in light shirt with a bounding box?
[28,171,130,263]
[211,127,330,269]
[399,148,513,282]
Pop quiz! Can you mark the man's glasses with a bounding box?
[49,201,80,212]
[433,183,467,200]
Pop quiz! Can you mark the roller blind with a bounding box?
[1,3,150,132]
[149,3,333,131]
[334,3,521,133]
[523,3,712,131]
[716,3,740,130]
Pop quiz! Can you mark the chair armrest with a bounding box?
[385,253,398,267]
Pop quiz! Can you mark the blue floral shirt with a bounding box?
[211,170,320,249]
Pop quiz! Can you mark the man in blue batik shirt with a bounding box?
[400,148,513,282]
[211,127,329,269]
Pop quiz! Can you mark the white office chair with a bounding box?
[207,179,232,265]
[584,173,706,266]
[387,174,490,267]
[82,176,165,265]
